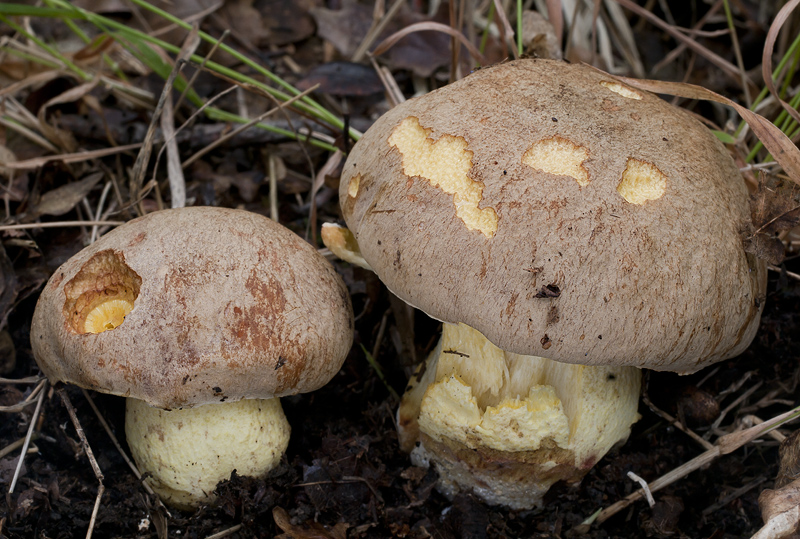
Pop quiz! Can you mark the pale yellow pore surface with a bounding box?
[126,398,290,510]
[617,158,667,204]
[83,298,134,333]
[388,117,498,238]
[600,80,643,100]
[522,136,590,186]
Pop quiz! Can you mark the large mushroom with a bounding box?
[330,59,767,509]
[31,206,354,509]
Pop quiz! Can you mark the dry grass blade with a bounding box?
[492,0,517,59]
[181,85,319,170]
[0,433,39,459]
[1,143,143,170]
[371,21,488,66]
[0,70,63,99]
[129,59,185,213]
[0,220,125,231]
[610,73,800,185]
[613,0,749,87]
[369,56,405,107]
[8,379,47,494]
[351,0,405,63]
[651,0,723,74]
[762,0,800,127]
[57,387,105,539]
[545,0,564,43]
[0,376,41,384]
[589,405,800,527]
[159,83,185,208]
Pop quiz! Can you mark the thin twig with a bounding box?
[181,85,319,170]
[642,394,715,451]
[0,376,42,384]
[0,433,39,459]
[204,525,243,539]
[79,389,158,498]
[0,220,125,232]
[8,380,47,493]
[585,405,800,528]
[57,387,105,539]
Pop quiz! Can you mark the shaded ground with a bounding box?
[2,1,800,537]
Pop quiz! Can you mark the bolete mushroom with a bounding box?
[331,59,767,509]
[31,206,354,509]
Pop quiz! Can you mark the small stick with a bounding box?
[205,525,243,539]
[642,394,714,451]
[0,376,42,384]
[80,389,159,499]
[589,405,800,526]
[57,387,105,539]
[8,380,47,493]
[0,433,39,459]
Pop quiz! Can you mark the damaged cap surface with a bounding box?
[339,58,766,373]
[32,206,354,409]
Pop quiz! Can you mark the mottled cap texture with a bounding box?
[340,58,766,373]
[32,207,354,409]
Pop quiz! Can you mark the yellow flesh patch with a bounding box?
[388,117,498,238]
[616,158,667,204]
[83,298,134,333]
[522,136,590,186]
[320,223,372,270]
[600,81,642,100]
[348,173,361,198]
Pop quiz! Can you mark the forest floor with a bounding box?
[1,1,800,538]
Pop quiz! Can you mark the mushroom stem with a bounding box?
[125,397,290,510]
[398,322,641,509]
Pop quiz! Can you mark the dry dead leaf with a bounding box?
[745,173,800,264]
[371,20,488,68]
[24,171,103,221]
[254,0,316,46]
[311,0,452,78]
[296,62,384,96]
[35,79,102,153]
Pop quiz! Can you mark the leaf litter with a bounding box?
[1,1,800,538]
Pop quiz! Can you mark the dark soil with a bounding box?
[2,1,800,538]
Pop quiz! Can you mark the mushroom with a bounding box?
[332,59,766,508]
[31,207,354,509]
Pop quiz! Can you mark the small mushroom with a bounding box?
[31,207,353,509]
[334,59,767,509]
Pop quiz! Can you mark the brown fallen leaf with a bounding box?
[23,171,104,222]
[311,0,451,78]
[744,173,800,265]
[296,62,384,96]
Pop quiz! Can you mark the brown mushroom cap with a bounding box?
[340,59,766,373]
[32,207,353,409]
